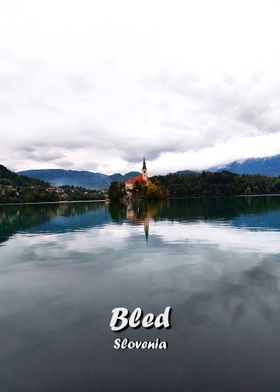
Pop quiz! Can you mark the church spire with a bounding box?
[142,157,148,181]
[142,157,147,170]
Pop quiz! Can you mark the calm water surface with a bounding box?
[1,197,280,391]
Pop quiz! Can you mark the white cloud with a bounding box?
[0,0,280,174]
[152,220,280,254]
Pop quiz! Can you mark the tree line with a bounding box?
[152,171,280,197]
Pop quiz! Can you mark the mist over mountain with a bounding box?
[18,169,141,189]
[209,155,280,176]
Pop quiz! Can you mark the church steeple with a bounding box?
[142,157,147,170]
[142,157,148,181]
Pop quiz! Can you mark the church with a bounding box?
[125,158,152,193]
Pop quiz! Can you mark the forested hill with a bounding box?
[153,171,280,197]
[0,165,48,187]
[0,165,105,204]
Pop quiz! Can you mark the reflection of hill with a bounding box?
[0,202,109,245]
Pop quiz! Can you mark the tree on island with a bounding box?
[108,181,126,201]
[108,179,168,202]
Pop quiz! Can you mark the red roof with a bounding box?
[134,175,144,182]
[125,175,152,185]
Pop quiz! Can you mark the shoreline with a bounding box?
[0,199,106,207]
[1,193,280,206]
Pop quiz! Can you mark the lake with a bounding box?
[1,197,280,391]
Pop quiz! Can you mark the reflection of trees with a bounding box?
[0,202,107,245]
[153,196,280,222]
[2,196,280,246]
[109,197,280,223]
[107,197,280,241]
[127,200,169,220]
[108,202,127,221]
[109,201,169,241]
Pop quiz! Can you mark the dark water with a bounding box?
[1,197,280,391]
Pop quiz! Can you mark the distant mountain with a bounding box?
[175,169,196,175]
[18,169,141,189]
[18,169,108,189]
[209,155,280,176]
[108,172,141,183]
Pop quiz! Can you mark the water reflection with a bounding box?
[119,201,169,241]
[0,202,110,245]
[1,197,280,391]
[1,197,280,247]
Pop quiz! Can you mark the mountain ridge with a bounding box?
[18,169,141,189]
[208,154,280,176]
[18,154,280,189]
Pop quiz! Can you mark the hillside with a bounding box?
[0,165,105,203]
[154,170,280,197]
[0,164,48,187]
[18,169,141,189]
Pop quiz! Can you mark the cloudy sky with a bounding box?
[1,0,280,175]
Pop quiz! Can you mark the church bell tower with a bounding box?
[142,157,148,182]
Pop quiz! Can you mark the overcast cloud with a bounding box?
[1,0,280,174]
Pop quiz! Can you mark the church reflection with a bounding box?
[108,200,169,241]
[126,203,150,241]
[124,201,169,242]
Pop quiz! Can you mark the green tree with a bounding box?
[108,181,125,201]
